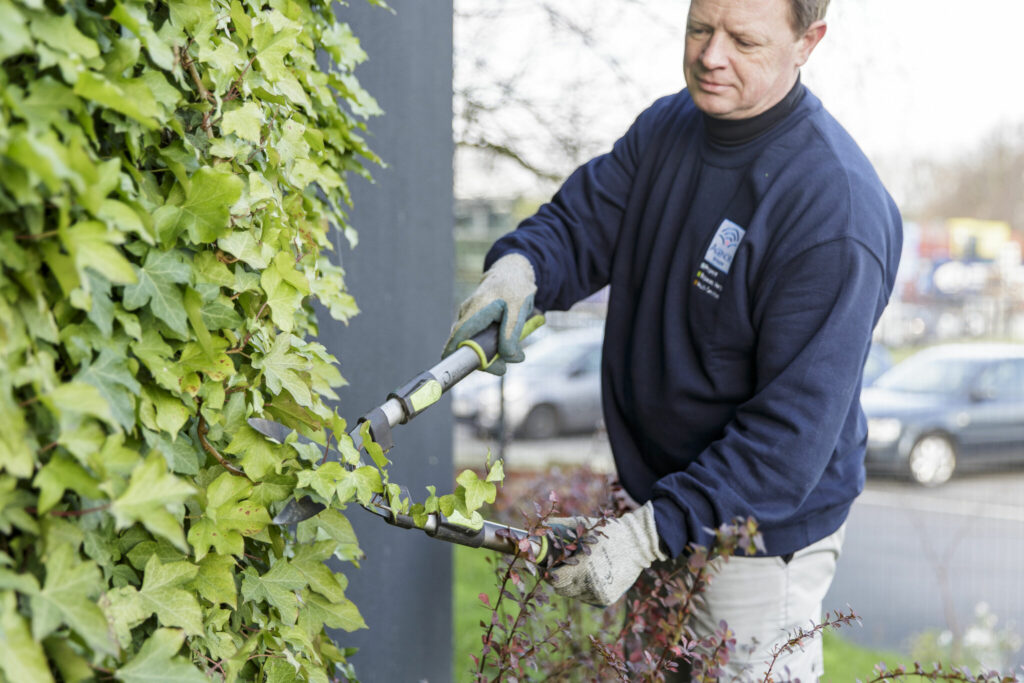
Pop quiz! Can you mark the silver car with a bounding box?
[451,326,604,439]
[862,343,1024,486]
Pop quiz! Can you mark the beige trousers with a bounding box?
[639,524,845,682]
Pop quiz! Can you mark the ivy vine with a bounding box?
[0,0,393,680]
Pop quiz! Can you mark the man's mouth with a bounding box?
[696,77,728,93]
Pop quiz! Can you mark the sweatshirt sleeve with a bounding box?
[650,236,889,557]
[484,100,665,311]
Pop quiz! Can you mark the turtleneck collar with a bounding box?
[702,75,806,147]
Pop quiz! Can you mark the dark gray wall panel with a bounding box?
[319,3,454,681]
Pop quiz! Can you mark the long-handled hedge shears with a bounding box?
[248,312,570,565]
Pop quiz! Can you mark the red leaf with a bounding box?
[478,592,491,608]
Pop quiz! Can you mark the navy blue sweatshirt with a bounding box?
[486,84,902,558]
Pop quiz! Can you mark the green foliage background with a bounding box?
[0,0,389,679]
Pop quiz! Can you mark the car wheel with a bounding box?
[907,434,956,486]
[518,405,560,440]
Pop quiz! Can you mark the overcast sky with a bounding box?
[454,1,1024,204]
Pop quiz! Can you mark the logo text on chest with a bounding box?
[703,219,746,274]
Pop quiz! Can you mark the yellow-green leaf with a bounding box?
[0,592,54,683]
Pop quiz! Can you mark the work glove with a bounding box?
[547,501,668,607]
[443,253,537,375]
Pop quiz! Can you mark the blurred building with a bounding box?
[876,217,1024,347]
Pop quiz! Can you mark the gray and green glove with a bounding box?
[548,501,668,607]
[443,253,537,375]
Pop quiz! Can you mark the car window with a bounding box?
[523,332,603,370]
[873,354,983,394]
[974,359,1024,400]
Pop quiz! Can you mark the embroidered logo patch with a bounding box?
[703,219,746,274]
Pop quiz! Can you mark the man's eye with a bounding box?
[686,26,709,36]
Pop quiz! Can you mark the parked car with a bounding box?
[451,326,604,439]
[861,343,1024,486]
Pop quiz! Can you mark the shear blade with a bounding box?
[247,417,294,443]
[273,497,326,525]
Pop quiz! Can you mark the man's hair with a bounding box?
[789,0,829,34]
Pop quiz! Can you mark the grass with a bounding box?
[453,544,908,682]
[821,629,906,681]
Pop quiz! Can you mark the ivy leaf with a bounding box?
[0,394,35,478]
[111,453,195,551]
[240,560,306,625]
[221,102,263,143]
[0,592,54,683]
[32,453,104,514]
[320,21,367,71]
[456,469,497,513]
[195,554,237,609]
[192,251,235,288]
[188,473,270,561]
[78,348,142,430]
[6,128,76,194]
[29,12,100,60]
[186,518,241,563]
[178,338,235,382]
[335,466,383,507]
[217,230,272,269]
[131,327,182,393]
[29,543,116,655]
[200,295,243,331]
[0,3,31,62]
[300,591,366,633]
[260,255,306,333]
[291,542,347,602]
[63,221,138,285]
[139,386,191,438]
[103,586,149,651]
[115,629,207,683]
[156,167,244,245]
[252,19,311,112]
[486,459,505,483]
[359,421,389,469]
[298,509,362,563]
[250,474,296,508]
[110,1,175,71]
[44,381,116,428]
[139,555,203,636]
[83,271,115,336]
[97,199,153,244]
[73,71,160,130]
[145,431,201,476]
[254,334,313,407]
[225,425,282,480]
[123,249,191,338]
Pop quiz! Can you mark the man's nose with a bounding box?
[699,32,729,68]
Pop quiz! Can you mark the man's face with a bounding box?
[683,0,825,120]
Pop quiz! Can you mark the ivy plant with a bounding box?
[0,0,396,680]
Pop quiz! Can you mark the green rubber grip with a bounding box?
[458,312,545,370]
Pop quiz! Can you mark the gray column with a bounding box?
[320,3,454,681]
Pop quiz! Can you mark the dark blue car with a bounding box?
[861,343,1024,486]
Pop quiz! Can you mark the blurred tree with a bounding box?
[453,1,683,198]
[909,124,1024,228]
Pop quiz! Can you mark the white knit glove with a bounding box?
[443,253,537,375]
[548,501,668,607]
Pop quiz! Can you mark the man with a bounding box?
[444,0,902,678]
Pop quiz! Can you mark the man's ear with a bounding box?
[795,20,827,67]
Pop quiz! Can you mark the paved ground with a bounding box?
[826,471,1024,668]
[454,425,1024,668]
[453,423,615,471]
